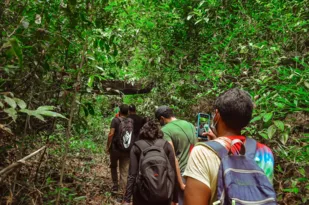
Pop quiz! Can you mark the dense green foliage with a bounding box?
[1,0,309,204]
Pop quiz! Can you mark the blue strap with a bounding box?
[245,137,257,159]
[203,137,257,159]
[204,141,228,159]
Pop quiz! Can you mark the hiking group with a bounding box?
[106,88,276,205]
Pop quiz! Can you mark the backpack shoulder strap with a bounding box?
[196,140,228,159]
[135,140,151,151]
[245,137,257,159]
[153,139,167,148]
[117,117,123,123]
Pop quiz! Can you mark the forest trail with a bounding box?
[64,153,122,205]
[2,0,309,204]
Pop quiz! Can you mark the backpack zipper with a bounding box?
[232,197,276,204]
[224,168,265,176]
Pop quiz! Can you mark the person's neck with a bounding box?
[166,117,177,124]
[218,129,241,138]
[119,114,127,118]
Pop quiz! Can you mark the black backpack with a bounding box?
[135,139,175,203]
[116,117,135,151]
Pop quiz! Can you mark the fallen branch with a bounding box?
[0,146,46,178]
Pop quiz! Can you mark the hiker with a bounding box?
[128,104,146,141]
[155,106,197,205]
[106,104,135,193]
[122,120,178,205]
[184,88,276,205]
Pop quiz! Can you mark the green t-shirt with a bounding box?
[162,119,197,173]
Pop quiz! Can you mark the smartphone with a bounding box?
[196,113,211,139]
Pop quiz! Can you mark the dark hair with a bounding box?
[119,104,129,115]
[129,104,136,112]
[155,106,174,120]
[139,120,164,140]
[214,88,253,130]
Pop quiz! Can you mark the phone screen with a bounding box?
[197,113,210,138]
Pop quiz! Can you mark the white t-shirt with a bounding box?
[183,143,221,204]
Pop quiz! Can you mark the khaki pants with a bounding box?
[110,147,130,191]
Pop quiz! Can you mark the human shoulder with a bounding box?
[162,119,184,131]
[163,139,173,150]
[256,142,273,153]
[184,143,220,188]
[111,117,119,123]
[161,123,172,133]
[191,143,221,158]
[254,141,274,164]
[111,117,121,128]
[128,114,136,120]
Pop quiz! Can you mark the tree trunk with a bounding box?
[55,44,87,205]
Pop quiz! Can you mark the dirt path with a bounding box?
[65,154,123,205]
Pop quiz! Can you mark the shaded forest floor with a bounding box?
[0,144,124,205]
[63,154,116,205]
[54,152,125,205]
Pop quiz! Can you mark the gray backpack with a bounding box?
[135,139,175,202]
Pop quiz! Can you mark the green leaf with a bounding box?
[34,114,46,121]
[14,98,27,109]
[9,38,23,67]
[267,125,277,139]
[37,106,55,111]
[95,65,104,72]
[20,109,44,121]
[88,76,94,87]
[304,81,309,89]
[274,120,285,131]
[19,108,33,115]
[195,19,203,25]
[4,96,17,108]
[283,187,299,194]
[39,110,67,119]
[250,115,262,123]
[4,108,17,121]
[73,196,86,201]
[280,132,289,145]
[187,15,193,20]
[258,131,268,139]
[20,108,60,121]
[274,102,285,108]
[0,101,3,108]
[263,112,273,123]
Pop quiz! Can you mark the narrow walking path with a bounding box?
[64,153,123,205]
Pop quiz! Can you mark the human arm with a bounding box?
[165,142,178,203]
[167,141,185,190]
[185,177,211,205]
[106,128,115,153]
[123,145,140,203]
[183,145,221,205]
[202,129,217,140]
[106,118,118,153]
[163,129,185,191]
[255,143,275,184]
